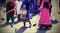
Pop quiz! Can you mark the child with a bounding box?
[21,0,32,28]
[38,0,52,29]
[15,0,22,21]
[6,0,15,27]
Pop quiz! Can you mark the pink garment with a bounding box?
[38,0,51,25]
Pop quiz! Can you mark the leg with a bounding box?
[11,15,14,27]
[11,15,14,24]
[26,9,31,28]
[23,22,26,27]
[17,14,20,22]
[6,15,10,24]
[23,9,30,27]
[29,21,31,28]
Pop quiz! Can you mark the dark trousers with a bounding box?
[23,9,31,26]
[17,14,21,20]
[6,14,14,24]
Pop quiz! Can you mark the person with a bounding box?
[49,0,52,16]
[38,0,52,29]
[0,0,6,20]
[21,0,32,28]
[15,0,22,22]
[33,0,43,26]
[0,7,6,20]
[37,0,42,8]
[6,0,15,27]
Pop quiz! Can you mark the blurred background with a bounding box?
[0,0,60,33]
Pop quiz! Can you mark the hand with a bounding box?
[39,8,40,10]
[39,8,41,10]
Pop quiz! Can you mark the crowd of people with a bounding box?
[0,0,52,29]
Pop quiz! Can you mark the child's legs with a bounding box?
[17,14,21,20]
[6,15,10,23]
[23,9,31,26]
[11,15,14,23]
[26,9,30,18]
[26,10,31,26]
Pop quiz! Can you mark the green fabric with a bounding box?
[6,14,14,22]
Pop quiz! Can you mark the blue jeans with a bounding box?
[23,9,31,26]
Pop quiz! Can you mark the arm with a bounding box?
[39,0,44,10]
[20,4,24,10]
[20,0,26,10]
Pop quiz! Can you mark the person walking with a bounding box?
[38,0,52,29]
[15,0,22,22]
[6,0,15,27]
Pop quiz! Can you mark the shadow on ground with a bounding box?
[36,27,51,33]
[0,18,58,28]
[15,27,28,33]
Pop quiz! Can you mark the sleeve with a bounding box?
[48,0,50,9]
[20,3,24,10]
[39,0,44,10]
[20,0,26,10]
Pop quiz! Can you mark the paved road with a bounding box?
[0,15,60,33]
[0,0,60,33]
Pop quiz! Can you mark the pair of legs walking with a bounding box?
[6,14,14,27]
[23,9,31,28]
[14,13,21,22]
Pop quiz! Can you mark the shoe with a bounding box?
[1,18,5,20]
[11,24,13,27]
[33,24,37,26]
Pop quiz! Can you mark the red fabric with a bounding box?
[8,10,15,16]
[8,2,15,6]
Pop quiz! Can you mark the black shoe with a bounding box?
[33,24,37,26]
[11,24,13,27]
[1,18,5,20]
